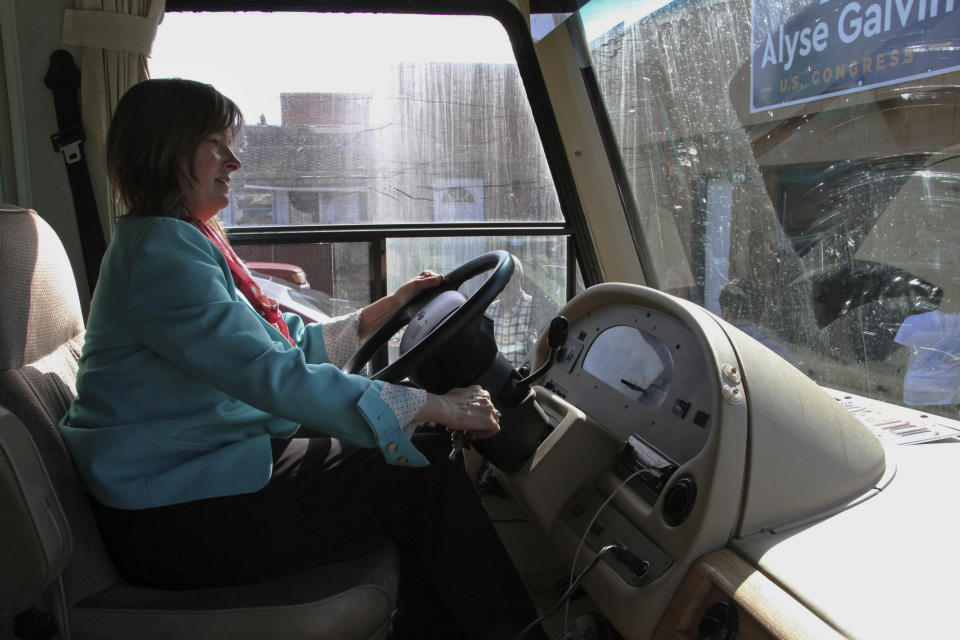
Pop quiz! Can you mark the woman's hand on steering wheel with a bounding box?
[344,251,514,382]
[394,270,445,306]
[358,270,445,341]
[415,385,502,440]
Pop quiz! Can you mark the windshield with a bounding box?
[547,0,960,419]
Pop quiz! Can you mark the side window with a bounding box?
[151,11,574,359]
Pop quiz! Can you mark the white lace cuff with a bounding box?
[380,383,428,434]
[321,310,362,368]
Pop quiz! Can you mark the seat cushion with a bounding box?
[70,539,399,640]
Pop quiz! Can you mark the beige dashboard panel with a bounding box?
[502,283,751,640]
[503,282,891,640]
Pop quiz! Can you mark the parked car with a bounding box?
[245,261,310,288]
[249,271,336,323]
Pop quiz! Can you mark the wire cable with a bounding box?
[562,468,658,632]
[514,544,621,640]
[513,463,660,638]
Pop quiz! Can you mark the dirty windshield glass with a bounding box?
[559,0,960,419]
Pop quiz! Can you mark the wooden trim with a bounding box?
[654,549,843,640]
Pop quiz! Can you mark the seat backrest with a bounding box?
[0,205,121,609]
[0,406,71,615]
[0,205,400,640]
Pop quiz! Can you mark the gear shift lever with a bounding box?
[517,316,568,386]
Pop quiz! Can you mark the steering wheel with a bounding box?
[342,250,515,383]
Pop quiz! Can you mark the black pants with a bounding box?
[92,433,546,640]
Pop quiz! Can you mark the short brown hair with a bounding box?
[107,78,243,220]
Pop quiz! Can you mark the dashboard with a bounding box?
[492,283,888,639]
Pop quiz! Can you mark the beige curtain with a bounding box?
[61,0,165,241]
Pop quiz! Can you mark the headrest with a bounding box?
[0,205,84,370]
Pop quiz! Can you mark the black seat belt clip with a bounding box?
[50,128,85,165]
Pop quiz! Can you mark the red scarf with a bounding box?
[189,216,295,346]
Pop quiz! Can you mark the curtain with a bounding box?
[61,0,165,241]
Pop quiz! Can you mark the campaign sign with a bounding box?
[751,0,960,112]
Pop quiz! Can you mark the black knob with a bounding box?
[698,601,738,640]
[663,475,696,526]
[548,316,569,349]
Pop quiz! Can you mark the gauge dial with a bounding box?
[582,325,675,409]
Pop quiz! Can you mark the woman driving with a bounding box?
[58,78,545,640]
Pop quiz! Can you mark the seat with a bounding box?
[0,204,399,639]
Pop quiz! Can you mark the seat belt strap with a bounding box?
[43,49,105,294]
[51,576,72,640]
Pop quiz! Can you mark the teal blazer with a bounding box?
[60,217,427,510]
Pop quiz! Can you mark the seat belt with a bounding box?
[44,49,105,294]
